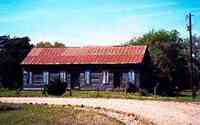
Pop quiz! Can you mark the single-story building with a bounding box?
[21,45,151,91]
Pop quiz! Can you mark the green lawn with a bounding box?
[0,88,200,102]
[0,103,124,125]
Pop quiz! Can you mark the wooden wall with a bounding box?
[22,64,143,90]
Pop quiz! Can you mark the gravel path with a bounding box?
[0,97,200,125]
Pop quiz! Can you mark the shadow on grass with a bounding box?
[0,88,200,102]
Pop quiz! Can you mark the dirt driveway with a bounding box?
[0,97,199,125]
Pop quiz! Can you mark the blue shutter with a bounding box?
[43,72,49,84]
[128,71,135,83]
[85,70,90,84]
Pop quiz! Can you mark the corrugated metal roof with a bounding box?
[21,45,147,65]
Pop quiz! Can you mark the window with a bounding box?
[32,72,43,84]
[85,70,90,84]
[60,71,66,82]
[49,72,60,82]
[128,71,135,84]
[102,71,109,84]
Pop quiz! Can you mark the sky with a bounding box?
[0,0,200,46]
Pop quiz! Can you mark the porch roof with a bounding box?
[21,45,147,65]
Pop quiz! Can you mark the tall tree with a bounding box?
[0,36,33,88]
[183,35,200,90]
[127,30,189,95]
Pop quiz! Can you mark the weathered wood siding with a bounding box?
[78,72,113,90]
[22,64,143,91]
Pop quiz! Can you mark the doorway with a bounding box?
[113,72,122,88]
[70,72,80,89]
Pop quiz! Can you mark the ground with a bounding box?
[0,97,200,125]
[0,103,123,125]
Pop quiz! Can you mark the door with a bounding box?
[70,72,80,89]
[113,72,122,88]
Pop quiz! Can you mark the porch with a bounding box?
[22,65,141,91]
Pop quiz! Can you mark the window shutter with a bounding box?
[132,72,135,81]
[29,72,32,84]
[106,72,109,83]
[23,70,28,85]
[102,72,106,84]
[63,72,66,82]
[43,72,49,84]
[102,71,109,84]
[128,72,131,81]
[128,71,135,83]
[85,70,90,84]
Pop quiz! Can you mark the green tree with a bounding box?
[36,41,65,48]
[36,41,53,48]
[54,42,65,48]
[127,30,189,95]
[183,35,200,90]
[0,36,33,88]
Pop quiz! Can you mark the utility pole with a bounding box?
[187,13,196,99]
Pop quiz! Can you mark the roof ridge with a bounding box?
[34,44,147,49]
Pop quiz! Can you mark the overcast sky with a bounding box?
[0,0,200,46]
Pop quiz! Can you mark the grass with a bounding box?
[0,103,124,125]
[0,88,200,102]
[0,89,43,97]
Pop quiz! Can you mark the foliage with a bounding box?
[193,36,200,60]
[54,42,66,48]
[183,35,200,88]
[0,36,33,88]
[36,41,65,48]
[127,29,189,95]
[47,79,66,96]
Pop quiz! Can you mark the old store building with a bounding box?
[21,45,150,90]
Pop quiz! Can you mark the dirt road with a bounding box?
[0,97,199,125]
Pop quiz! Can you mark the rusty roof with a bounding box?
[21,45,147,65]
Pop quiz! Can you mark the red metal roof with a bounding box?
[21,45,147,65]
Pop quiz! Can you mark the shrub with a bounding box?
[138,88,149,96]
[47,79,66,96]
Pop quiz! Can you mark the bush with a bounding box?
[138,88,149,96]
[47,79,66,96]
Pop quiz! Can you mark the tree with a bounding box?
[127,30,189,95]
[36,41,65,48]
[192,35,200,62]
[183,35,200,90]
[54,42,65,48]
[36,41,52,48]
[0,36,33,88]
